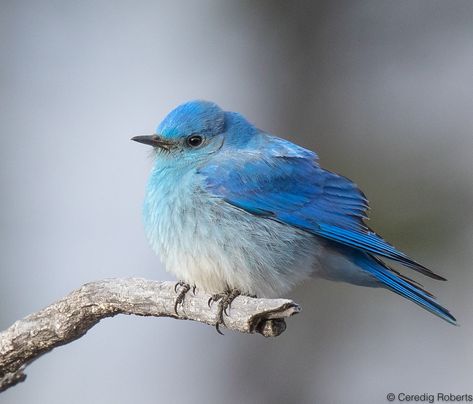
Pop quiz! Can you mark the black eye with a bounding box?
[186,135,203,147]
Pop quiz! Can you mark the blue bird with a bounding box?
[132,100,456,329]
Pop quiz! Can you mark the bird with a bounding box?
[132,100,456,331]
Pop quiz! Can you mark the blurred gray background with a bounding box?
[1,1,472,403]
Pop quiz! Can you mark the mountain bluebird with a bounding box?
[132,100,455,330]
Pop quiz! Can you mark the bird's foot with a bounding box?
[208,288,241,335]
[173,281,196,313]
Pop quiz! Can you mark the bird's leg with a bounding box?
[207,288,242,335]
[173,281,196,313]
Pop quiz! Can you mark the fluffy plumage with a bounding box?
[136,100,456,324]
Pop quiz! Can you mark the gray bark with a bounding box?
[0,278,300,392]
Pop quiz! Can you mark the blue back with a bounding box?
[199,129,441,280]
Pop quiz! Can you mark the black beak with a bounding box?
[131,134,173,150]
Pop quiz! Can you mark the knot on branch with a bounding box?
[0,278,301,392]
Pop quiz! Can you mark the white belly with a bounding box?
[143,168,321,297]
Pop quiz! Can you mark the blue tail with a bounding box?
[354,252,457,325]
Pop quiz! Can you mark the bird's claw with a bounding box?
[208,293,222,308]
[173,281,195,314]
[208,289,241,335]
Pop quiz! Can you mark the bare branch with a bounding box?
[0,278,300,392]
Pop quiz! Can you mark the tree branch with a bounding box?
[0,277,301,392]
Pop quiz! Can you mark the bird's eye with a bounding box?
[186,135,203,147]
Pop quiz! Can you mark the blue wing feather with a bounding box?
[199,134,445,281]
[354,253,456,324]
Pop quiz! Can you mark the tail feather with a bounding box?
[354,253,457,325]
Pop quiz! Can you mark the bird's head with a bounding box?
[132,100,258,165]
[132,100,229,162]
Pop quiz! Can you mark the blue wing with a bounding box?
[199,135,445,281]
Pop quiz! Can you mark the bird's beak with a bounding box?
[131,134,173,150]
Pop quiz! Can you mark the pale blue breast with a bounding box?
[143,162,322,297]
